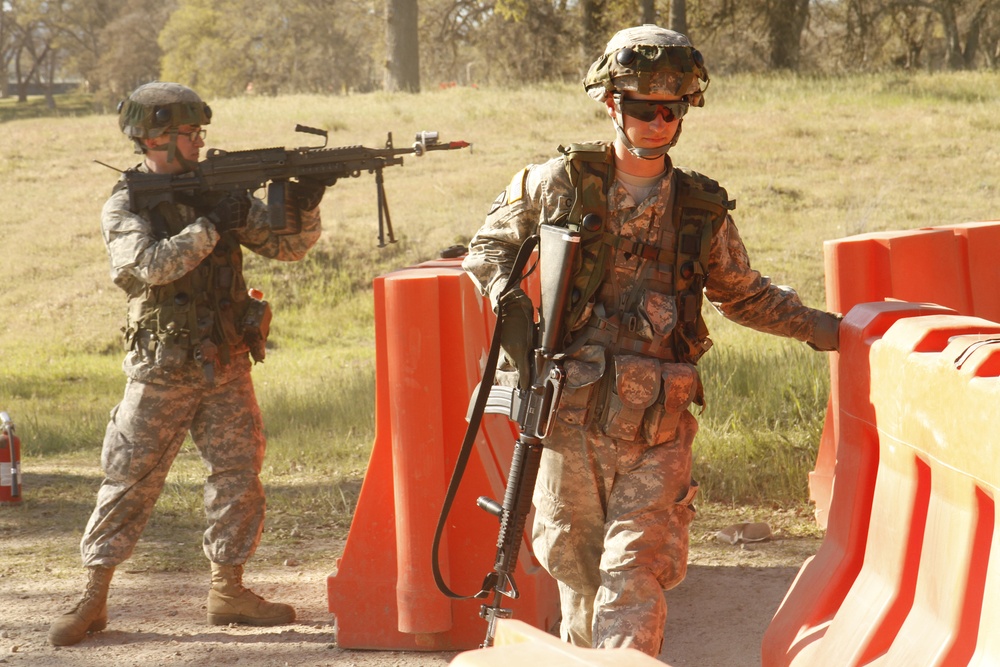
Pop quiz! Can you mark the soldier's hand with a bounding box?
[206,194,252,232]
[498,287,536,390]
[808,312,842,352]
[288,177,330,211]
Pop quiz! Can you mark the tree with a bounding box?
[386,0,421,92]
[7,0,63,104]
[159,0,250,97]
[669,0,688,34]
[582,0,608,59]
[641,0,657,24]
[159,0,380,97]
[58,0,126,94]
[93,0,171,103]
[766,0,810,69]
[1,3,16,98]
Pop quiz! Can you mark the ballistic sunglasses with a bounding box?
[617,98,690,123]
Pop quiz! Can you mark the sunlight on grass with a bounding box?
[3,73,998,561]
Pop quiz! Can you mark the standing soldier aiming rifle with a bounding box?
[49,82,329,646]
[462,25,841,656]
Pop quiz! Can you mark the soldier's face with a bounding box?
[143,124,205,174]
[609,92,682,150]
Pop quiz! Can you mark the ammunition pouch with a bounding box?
[601,355,661,441]
[594,355,702,445]
[642,362,702,446]
[241,295,272,363]
[554,345,605,427]
[130,329,190,368]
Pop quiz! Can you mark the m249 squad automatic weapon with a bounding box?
[117,126,470,246]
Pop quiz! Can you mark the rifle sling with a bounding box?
[432,234,540,601]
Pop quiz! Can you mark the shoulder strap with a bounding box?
[559,142,614,327]
[674,167,735,217]
[672,168,734,363]
[560,142,614,229]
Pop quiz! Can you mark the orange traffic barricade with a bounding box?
[764,305,1000,666]
[327,258,558,650]
[812,221,1000,527]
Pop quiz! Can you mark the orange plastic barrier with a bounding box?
[449,619,671,667]
[812,221,1000,527]
[763,305,1000,666]
[326,258,559,650]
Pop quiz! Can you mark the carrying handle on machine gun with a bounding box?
[431,234,539,601]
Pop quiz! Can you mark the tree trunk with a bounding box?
[44,50,57,109]
[938,0,964,69]
[961,1,988,69]
[640,0,656,25]
[669,0,688,34]
[582,0,607,61]
[15,48,27,103]
[385,0,420,92]
[767,0,810,70]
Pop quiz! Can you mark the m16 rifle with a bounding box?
[433,223,581,647]
[118,126,470,246]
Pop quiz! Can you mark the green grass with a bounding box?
[2,72,999,573]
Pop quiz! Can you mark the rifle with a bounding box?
[121,126,470,247]
[432,223,581,647]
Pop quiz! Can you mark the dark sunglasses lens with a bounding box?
[621,101,660,121]
[621,100,688,122]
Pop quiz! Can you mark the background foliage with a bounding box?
[2,73,999,513]
[4,0,1000,107]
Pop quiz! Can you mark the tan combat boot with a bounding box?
[48,566,115,646]
[206,563,296,626]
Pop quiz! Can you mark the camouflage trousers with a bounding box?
[531,410,698,656]
[80,371,267,568]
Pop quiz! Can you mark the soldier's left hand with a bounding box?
[206,193,253,232]
[288,177,331,211]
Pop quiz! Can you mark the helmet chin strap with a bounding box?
[147,129,199,172]
[612,115,683,159]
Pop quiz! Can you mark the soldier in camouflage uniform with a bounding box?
[463,26,841,656]
[49,82,329,646]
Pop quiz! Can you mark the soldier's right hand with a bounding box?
[498,287,536,390]
[206,194,252,232]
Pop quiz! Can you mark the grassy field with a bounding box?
[1,73,999,573]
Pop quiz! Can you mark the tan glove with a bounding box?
[808,312,842,352]
[498,287,536,390]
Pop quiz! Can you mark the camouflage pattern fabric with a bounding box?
[80,371,266,566]
[81,175,322,567]
[464,154,838,655]
[532,412,698,654]
[101,165,321,385]
[464,155,836,345]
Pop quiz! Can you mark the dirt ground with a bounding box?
[0,533,816,667]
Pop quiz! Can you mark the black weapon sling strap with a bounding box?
[432,235,539,600]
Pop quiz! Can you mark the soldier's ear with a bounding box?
[605,97,618,121]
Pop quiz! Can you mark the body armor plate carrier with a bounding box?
[557,142,734,364]
[114,178,255,377]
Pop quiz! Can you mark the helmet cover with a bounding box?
[584,25,709,106]
[118,82,212,140]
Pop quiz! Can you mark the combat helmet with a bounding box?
[117,82,212,164]
[584,25,709,158]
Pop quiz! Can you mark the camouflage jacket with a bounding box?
[464,154,839,357]
[101,166,322,386]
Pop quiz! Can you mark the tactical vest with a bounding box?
[115,178,251,370]
[558,142,734,364]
